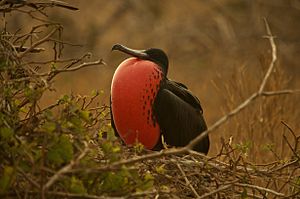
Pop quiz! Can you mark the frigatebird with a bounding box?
[110,44,209,154]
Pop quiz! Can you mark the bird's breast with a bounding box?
[111,57,164,149]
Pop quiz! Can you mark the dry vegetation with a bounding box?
[0,1,300,199]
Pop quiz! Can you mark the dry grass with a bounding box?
[211,54,299,163]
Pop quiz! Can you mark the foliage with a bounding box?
[0,2,155,198]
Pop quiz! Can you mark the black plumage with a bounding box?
[153,79,209,154]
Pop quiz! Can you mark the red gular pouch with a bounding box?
[111,57,164,149]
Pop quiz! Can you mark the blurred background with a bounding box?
[5,0,300,162]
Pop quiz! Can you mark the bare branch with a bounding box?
[6,191,123,199]
[14,46,45,53]
[258,17,277,93]
[17,26,59,59]
[186,92,258,149]
[235,183,285,197]
[52,59,106,74]
[261,89,300,96]
[17,167,40,189]
[198,185,232,199]
[177,163,200,198]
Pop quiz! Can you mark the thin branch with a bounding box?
[21,58,84,66]
[17,167,40,189]
[261,89,300,96]
[258,18,277,93]
[186,92,258,149]
[235,190,264,199]
[30,1,79,11]
[13,46,45,53]
[235,183,285,197]
[0,0,79,11]
[52,59,106,74]
[44,59,105,83]
[17,27,59,59]
[177,163,200,198]
[49,38,83,47]
[127,189,170,198]
[281,121,298,141]
[107,148,187,169]
[5,191,123,199]
[198,185,232,199]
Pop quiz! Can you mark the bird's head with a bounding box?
[112,44,169,75]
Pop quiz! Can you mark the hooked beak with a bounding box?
[112,44,149,59]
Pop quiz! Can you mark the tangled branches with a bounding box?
[141,128,299,198]
[0,2,107,199]
[0,0,78,13]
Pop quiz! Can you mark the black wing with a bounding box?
[153,79,209,154]
[110,96,121,139]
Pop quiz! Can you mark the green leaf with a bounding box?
[69,176,87,194]
[155,164,166,174]
[80,110,91,122]
[136,171,154,192]
[91,90,99,97]
[262,143,275,152]
[50,62,57,70]
[24,87,42,102]
[133,142,144,153]
[43,110,54,120]
[106,129,116,141]
[19,106,29,113]
[101,171,128,192]
[112,145,121,153]
[296,177,300,186]
[59,94,70,103]
[70,117,82,128]
[101,142,112,154]
[0,127,13,140]
[47,135,73,165]
[42,122,56,133]
[235,141,252,154]
[0,166,15,194]
[144,171,154,181]
[0,60,8,69]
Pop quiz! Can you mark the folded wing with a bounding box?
[153,79,209,154]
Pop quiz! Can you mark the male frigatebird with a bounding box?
[110,44,209,154]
